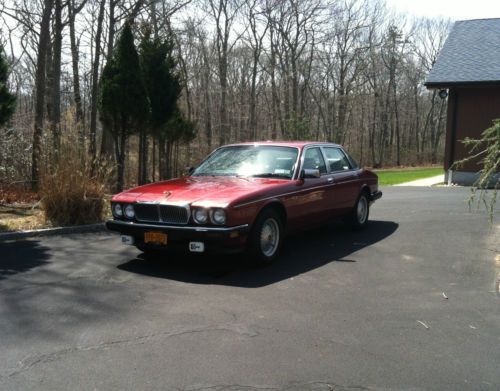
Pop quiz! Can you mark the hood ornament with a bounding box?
[163,191,171,198]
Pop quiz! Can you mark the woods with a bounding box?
[0,0,450,194]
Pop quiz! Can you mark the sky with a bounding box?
[385,0,500,20]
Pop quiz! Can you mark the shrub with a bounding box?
[40,133,109,227]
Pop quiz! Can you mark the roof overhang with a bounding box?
[425,80,500,89]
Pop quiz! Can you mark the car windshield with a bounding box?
[192,145,299,179]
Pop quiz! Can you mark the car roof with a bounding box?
[222,141,343,149]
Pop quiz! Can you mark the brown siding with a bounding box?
[447,86,500,171]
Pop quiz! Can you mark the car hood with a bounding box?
[112,176,289,208]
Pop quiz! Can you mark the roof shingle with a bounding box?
[425,18,500,87]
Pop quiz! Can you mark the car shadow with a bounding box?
[0,240,51,281]
[117,220,398,288]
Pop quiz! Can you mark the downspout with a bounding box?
[448,88,459,185]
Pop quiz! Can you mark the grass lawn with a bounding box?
[374,167,444,186]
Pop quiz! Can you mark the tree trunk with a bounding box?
[158,137,166,180]
[393,82,401,166]
[49,0,63,159]
[152,137,156,182]
[291,48,298,135]
[138,129,148,184]
[201,42,212,150]
[219,50,229,145]
[114,127,126,193]
[99,0,116,161]
[413,83,420,153]
[89,0,106,168]
[31,0,54,191]
[69,0,84,128]
[249,52,258,140]
[269,27,281,139]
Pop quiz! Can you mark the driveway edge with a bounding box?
[0,223,106,242]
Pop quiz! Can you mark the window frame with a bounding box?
[300,146,329,176]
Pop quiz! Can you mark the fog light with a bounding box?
[211,208,226,225]
[193,208,208,224]
[124,204,135,219]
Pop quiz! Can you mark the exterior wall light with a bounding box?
[439,89,448,99]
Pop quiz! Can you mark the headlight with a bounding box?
[211,208,226,225]
[124,204,135,219]
[193,208,208,224]
[113,203,123,218]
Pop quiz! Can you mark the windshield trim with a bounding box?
[191,145,301,180]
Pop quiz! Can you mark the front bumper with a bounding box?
[106,220,250,253]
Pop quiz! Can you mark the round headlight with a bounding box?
[193,208,208,224]
[113,203,123,217]
[124,204,135,219]
[211,208,226,225]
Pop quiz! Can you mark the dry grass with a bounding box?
[0,205,46,232]
[39,129,110,227]
[40,166,107,227]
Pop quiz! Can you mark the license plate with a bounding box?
[121,235,134,245]
[144,231,167,245]
[189,242,205,253]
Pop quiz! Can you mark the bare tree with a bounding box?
[32,0,54,190]
[207,0,244,145]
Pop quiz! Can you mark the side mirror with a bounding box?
[185,166,195,176]
[301,168,321,179]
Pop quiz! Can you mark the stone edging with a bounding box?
[0,223,106,242]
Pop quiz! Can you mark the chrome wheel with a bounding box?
[357,195,368,225]
[260,218,280,257]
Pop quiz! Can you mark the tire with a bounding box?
[347,191,370,230]
[248,208,284,265]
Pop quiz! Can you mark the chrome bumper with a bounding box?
[106,219,249,239]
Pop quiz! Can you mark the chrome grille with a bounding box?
[159,205,189,224]
[134,203,190,225]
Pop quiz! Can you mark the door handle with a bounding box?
[327,177,334,183]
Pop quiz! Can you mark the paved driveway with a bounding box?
[0,187,498,390]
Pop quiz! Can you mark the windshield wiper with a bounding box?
[250,173,291,179]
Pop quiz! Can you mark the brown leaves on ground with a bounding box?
[0,183,44,232]
[0,183,40,205]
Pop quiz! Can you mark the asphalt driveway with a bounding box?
[0,187,498,390]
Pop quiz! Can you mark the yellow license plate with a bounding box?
[144,231,168,245]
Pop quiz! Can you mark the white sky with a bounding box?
[385,0,500,20]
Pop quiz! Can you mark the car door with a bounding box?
[321,146,361,216]
[286,146,331,230]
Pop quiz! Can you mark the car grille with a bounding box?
[134,203,189,225]
[159,205,189,225]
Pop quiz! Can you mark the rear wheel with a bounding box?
[248,208,284,265]
[347,192,370,229]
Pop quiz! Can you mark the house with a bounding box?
[425,18,500,185]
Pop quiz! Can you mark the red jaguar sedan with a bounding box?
[106,142,382,263]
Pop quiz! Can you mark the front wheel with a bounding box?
[248,208,284,265]
[347,192,370,230]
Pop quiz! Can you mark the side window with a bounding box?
[303,147,327,174]
[323,147,352,172]
[345,152,359,169]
